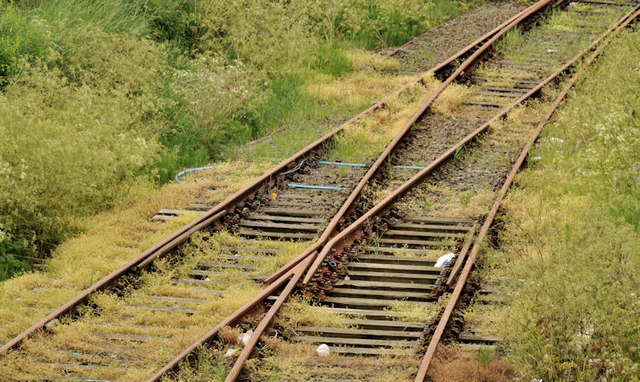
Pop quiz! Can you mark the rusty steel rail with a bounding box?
[0,0,536,359]
[147,253,315,381]
[274,0,555,288]
[414,5,640,380]
[147,1,559,379]
[298,0,554,287]
[149,2,636,379]
[0,84,398,355]
[217,1,635,379]
[224,255,314,381]
[0,36,432,358]
[262,0,552,286]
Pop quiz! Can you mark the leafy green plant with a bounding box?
[0,4,41,77]
[0,61,161,257]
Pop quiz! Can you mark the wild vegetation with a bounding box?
[0,0,474,279]
[484,30,640,379]
[0,161,271,343]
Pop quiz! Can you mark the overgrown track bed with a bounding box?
[0,78,420,381]
[0,3,537,381]
[2,1,636,381]
[391,0,530,74]
[423,4,640,380]
[210,2,634,381]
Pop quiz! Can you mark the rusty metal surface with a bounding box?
[224,256,314,382]
[145,260,302,381]
[300,0,555,288]
[414,6,640,380]
[146,1,562,379]
[140,2,558,379]
[445,227,476,287]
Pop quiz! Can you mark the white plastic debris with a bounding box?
[224,348,238,358]
[540,136,564,143]
[344,275,351,281]
[316,344,330,357]
[237,330,254,346]
[435,252,455,268]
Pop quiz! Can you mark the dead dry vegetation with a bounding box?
[0,161,271,344]
[0,229,312,380]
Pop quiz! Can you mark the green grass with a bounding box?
[493,5,623,66]
[309,42,354,78]
[0,0,474,276]
[348,0,468,49]
[488,30,640,380]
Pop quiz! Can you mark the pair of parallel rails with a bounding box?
[1,0,638,380]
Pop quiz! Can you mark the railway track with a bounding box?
[155,1,638,381]
[1,0,638,381]
[195,2,636,381]
[0,3,539,380]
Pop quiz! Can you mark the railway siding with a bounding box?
[1,1,638,381]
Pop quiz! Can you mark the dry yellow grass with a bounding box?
[346,49,401,73]
[304,49,406,108]
[432,82,472,115]
[274,298,353,333]
[400,183,497,220]
[0,227,314,380]
[0,160,270,344]
[429,344,515,382]
[246,339,421,381]
[328,75,441,163]
[304,71,416,108]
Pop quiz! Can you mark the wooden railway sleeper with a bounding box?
[9,1,598,378]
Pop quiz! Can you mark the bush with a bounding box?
[334,0,466,48]
[156,53,269,179]
[0,2,48,79]
[0,61,161,259]
[137,0,203,49]
[0,238,30,281]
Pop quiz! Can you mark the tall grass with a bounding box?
[491,30,640,380]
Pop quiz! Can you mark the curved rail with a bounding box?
[0,0,530,358]
[148,0,558,379]
[415,5,640,380]
[298,0,554,287]
[197,1,638,380]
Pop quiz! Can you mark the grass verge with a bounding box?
[484,29,640,380]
